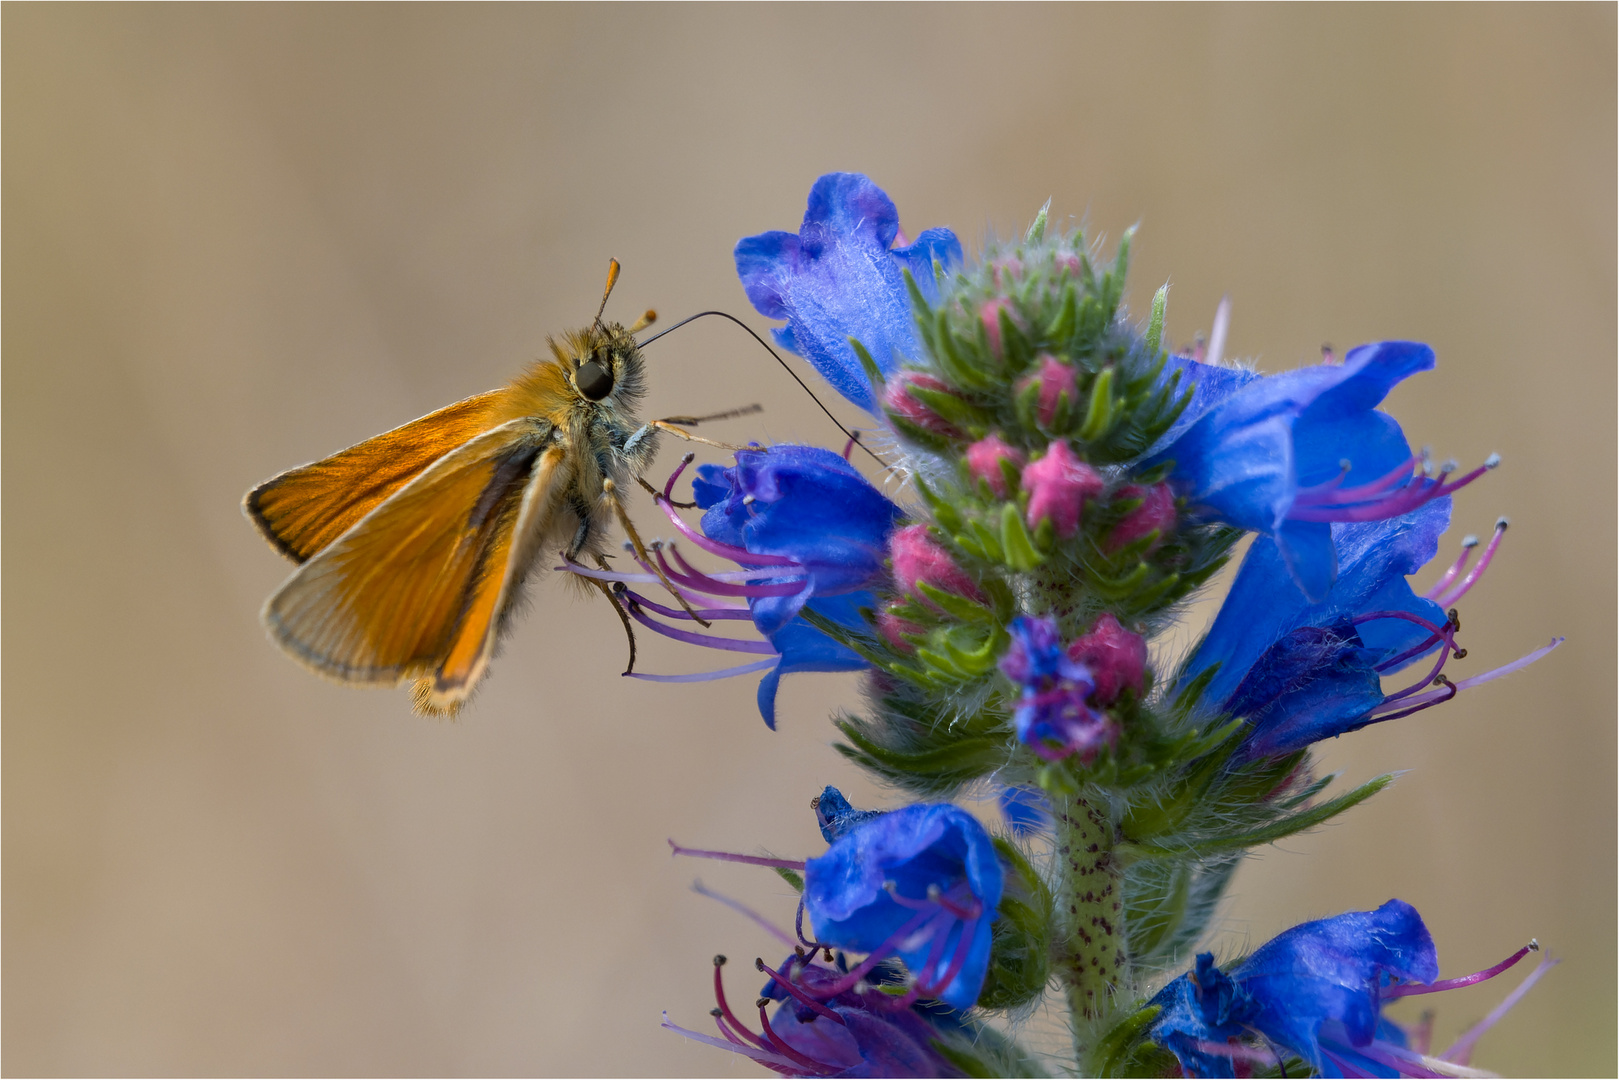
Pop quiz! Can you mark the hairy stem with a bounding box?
[1053,792,1126,1046]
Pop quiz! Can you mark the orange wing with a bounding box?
[261,417,571,715]
[245,390,509,563]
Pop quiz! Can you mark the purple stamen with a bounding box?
[915,918,977,1003]
[670,840,807,870]
[756,958,847,1025]
[711,960,773,1051]
[1434,519,1507,607]
[654,491,800,567]
[650,546,807,598]
[623,590,752,621]
[561,561,790,586]
[626,657,780,684]
[1287,453,1497,524]
[1370,638,1563,715]
[756,1001,836,1075]
[1342,1041,1450,1078]
[807,907,937,999]
[1364,676,1457,723]
[1353,609,1454,675]
[1425,535,1479,601]
[661,1014,796,1071]
[1440,955,1558,1065]
[1382,942,1536,999]
[662,454,694,500]
[796,898,832,953]
[1295,455,1419,508]
[691,880,797,949]
[624,601,776,653]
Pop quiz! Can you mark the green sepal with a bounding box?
[908,381,993,430]
[1047,280,1078,343]
[976,838,1053,1011]
[773,866,804,893]
[997,304,1034,373]
[999,502,1045,570]
[1144,283,1168,359]
[915,580,997,625]
[848,336,886,390]
[935,309,994,390]
[965,517,1006,562]
[1088,560,1151,600]
[1024,200,1050,244]
[901,266,934,319]
[1086,1003,1161,1078]
[939,623,1008,675]
[1078,365,1117,442]
[886,411,958,454]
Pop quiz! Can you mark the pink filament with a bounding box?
[1433,522,1506,607]
[654,490,799,566]
[1370,638,1563,714]
[668,840,806,870]
[624,601,774,653]
[625,657,779,684]
[1440,955,1558,1065]
[1424,540,1477,601]
[691,880,797,949]
[1381,943,1534,999]
[622,589,752,621]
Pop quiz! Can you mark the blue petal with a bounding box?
[754,593,873,729]
[1187,500,1451,710]
[997,785,1052,836]
[1151,342,1433,596]
[1225,624,1388,759]
[735,173,961,412]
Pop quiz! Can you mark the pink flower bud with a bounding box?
[965,433,1025,498]
[877,606,924,653]
[1055,251,1083,276]
[883,372,964,440]
[889,523,985,609]
[1022,440,1104,539]
[1066,612,1147,705]
[1016,354,1079,427]
[1106,482,1177,553]
[980,298,1012,357]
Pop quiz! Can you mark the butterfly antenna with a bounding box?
[595,258,622,332]
[638,310,885,468]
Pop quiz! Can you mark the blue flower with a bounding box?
[694,445,903,635]
[996,785,1051,837]
[1148,899,1545,1078]
[736,173,963,411]
[573,446,901,728]
[1185,500,1561,759]
[803,791,1003,1011]
[999,615,1116,763]
[1150,342,1495,601]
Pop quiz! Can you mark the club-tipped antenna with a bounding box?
[595,258,622,331]
[638,309,884,467]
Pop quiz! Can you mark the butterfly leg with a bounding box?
[601,477,712,628]
[588,563,638,676]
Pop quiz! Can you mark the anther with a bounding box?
[1485,452,1501,469]
[1461,535,1480,549]
[1433,674,1454,689]
[1449,609,1462,632]
[809,795,821,811]
[710,1007,723,1018]
[682,451,695,464]
[1496,516,1510,530]
[714,955,727,967]
[823,948,834,962]
[794,945,807,958]
[1440,459,1459,474]
[742,494,756,505]
[1453,647,1468,660]
[926,883,942,901]
[1529,939,1540,952]
[755,998,770,1009]
[754,957,766,972]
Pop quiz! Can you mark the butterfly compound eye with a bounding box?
[575,359,614,400]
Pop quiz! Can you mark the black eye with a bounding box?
[575,359,614,400]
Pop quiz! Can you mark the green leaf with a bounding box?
[1127,774,1395,858]
[833,719,1004,782]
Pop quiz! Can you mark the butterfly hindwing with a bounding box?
[262,417,571,712]
[245,389,510,563]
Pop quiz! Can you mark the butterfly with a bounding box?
[244,261,726,716]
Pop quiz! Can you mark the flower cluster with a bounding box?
[570,173,1559,1076]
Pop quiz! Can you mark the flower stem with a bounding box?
[1052,792,1126,1046]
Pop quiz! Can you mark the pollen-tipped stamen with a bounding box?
[1368,638,1564,715]
[622,589,753,621]
[755,957,846,1025]
[1381,941,1537,999]
[622,598,775,653]
[1433,518,1507,608]
[756,1000,837,1075]
[649,545,807,598]
[1425,534,1480,601]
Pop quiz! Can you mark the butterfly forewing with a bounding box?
[263,417,570,712]
[246,389,511,563]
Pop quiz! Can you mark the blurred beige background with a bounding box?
[5,4,1613,1076]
